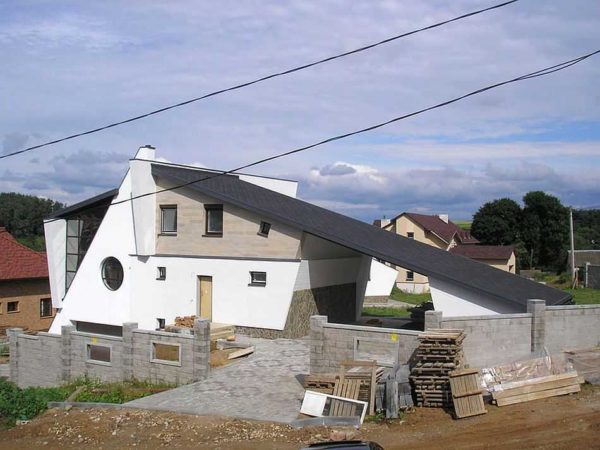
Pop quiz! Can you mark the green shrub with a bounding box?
[0,379,72,427]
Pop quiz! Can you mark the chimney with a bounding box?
[135,145,156,160]
[438,214,449,224]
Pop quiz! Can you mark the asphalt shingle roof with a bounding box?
[450,245,515,260]
[0,227,49,280]
[152,164,571,309]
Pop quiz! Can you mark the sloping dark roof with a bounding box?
[152,163,571,308]
[46,189,119,220]
[0,228,48,280]
[450,245,514,261]
[402,213,479,245]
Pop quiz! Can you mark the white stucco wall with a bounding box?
[365,259,398,297]
[238,174,298,198]
[429,277,522,317]
[293,257,362,291]
[130,148,157,256]
[43,219,66,308]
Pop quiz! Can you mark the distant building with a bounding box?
[376,213,515,293]
[0,227,54,333]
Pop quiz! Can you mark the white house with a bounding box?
[45,146,571,336]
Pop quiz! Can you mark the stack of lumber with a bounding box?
[564,347,600,384]
[410,329,465,408]
[491,372,581,406]
[303,374,338,394]
[449,368,486,418]
[209,323,235,341]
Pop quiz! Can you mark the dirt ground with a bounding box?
[2,385,599,450]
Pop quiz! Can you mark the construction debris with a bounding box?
[564,347,600,384]
[491,371,581,406]
[410,329,465,408]
[300,390,368,424]
[384,364,413,419]
[449,368,487,418]
[481,354,570,390]
[227,346,255,360]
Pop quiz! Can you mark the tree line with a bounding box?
[0,192,66,251]
[470,191,600,272]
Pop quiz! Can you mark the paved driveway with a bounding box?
[126,337,309,423]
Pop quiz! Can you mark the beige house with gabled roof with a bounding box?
[377,212,515,293]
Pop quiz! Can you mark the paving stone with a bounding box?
[126,337,309,424]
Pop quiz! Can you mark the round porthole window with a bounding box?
[101,257,124,291]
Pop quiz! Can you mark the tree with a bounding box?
[0,192,65,251]
[471,198,522,245]
[573,209,600,250]
[520,191,569,271]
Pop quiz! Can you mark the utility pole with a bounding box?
[570,208,576,288]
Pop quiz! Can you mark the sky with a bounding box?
[1,0,599,223]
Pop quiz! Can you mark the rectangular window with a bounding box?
[407,232,414,239]
[151,342,181,366]
[249,271,267,286]
[160,205,177,234]
[156,266,166,280]
[406,271,414,281]
[258,221,271,237]
[205,205,223,235]
[40,298,52,317]
[7,301,18,313]
[87,344,111,364]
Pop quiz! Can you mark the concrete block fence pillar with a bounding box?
[193,318,210,381]
[7,328,24,384]
[424,311,443,330]
[122,322,138,381]
[527,299,546,353]
[60,325,75,383]
[309,315,327,374]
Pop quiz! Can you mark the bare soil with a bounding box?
[2,385,599,450]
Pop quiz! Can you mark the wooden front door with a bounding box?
[197,276,213,320]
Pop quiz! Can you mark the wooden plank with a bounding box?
[496,384,581,407]
[227,346,255,360]
[491,372,578,397]
[493,377,579,400]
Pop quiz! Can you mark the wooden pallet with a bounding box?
[449,368,487,419]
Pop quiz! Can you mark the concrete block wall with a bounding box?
[310,315,420,374]
[9,319,210,388]
[439,313,533,367]
[544,305,600,354]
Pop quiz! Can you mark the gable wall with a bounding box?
[155,179,302,259]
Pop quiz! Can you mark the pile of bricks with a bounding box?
[410,329,465,407]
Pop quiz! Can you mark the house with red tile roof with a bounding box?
[377,213,515,293]
[0,227,54,333]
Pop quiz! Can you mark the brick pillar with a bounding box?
[7,328,23,384]
[192,319,210,381]
[527,299,546,353]
[122,322,137,381]
[309,315,327,374]
[424,310,443,330]
[61,325,75,383]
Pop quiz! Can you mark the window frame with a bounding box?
[160,205,178,235]
[150,341,182,367]
[86,343,112,366]
[156,266,166,280]
[204,204,223,236]
[258,221,271,237]
[406,271,414,282]
[407,232,414,239]
[40,298,52,318]
[249,271,267,287]
[7,301,19,314]
[101,257,124,291]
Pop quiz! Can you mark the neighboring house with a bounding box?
[377,213,515,293]
[0,227,55,333]
[45,147,569,334]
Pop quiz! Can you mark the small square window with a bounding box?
[7,301,18,313]
[151,342,181,366]
[160,206,177,234]
[258,221,271,237]
[205,205,223,235]
[249,271,267,286]
[406,271,414,282]
[87,344,111,364]
[157,266,166,280]
[40,298,52,317]
[407,232,414,239]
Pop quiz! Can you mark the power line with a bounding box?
[45,49,600,224]
[1,0,519,161]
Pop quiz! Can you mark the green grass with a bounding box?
[389,286,432,305]
[70,378,174,404]
[564,288,600,305]
[362,307,411,317]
